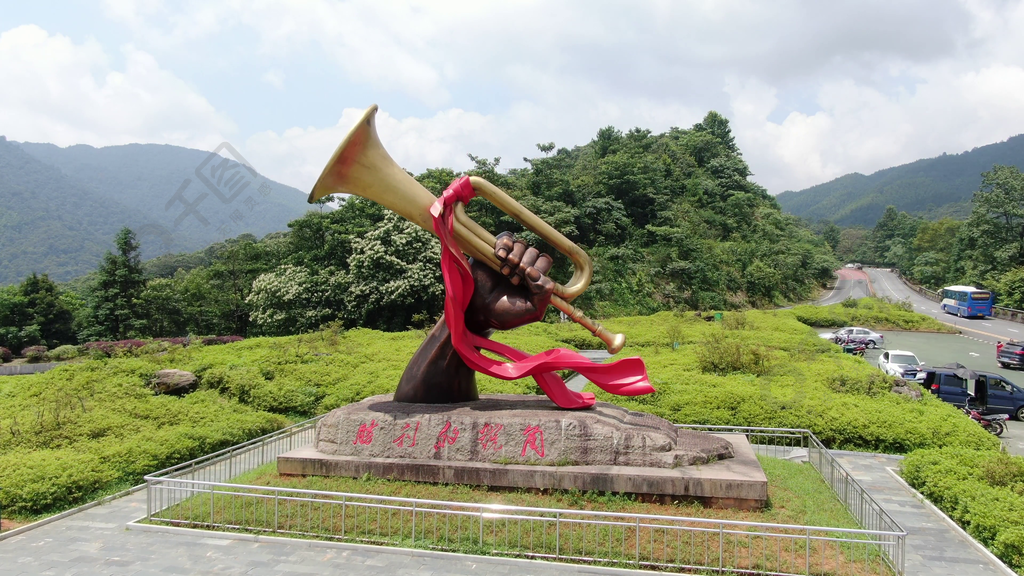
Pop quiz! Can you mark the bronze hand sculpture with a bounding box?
[394,232,554,404]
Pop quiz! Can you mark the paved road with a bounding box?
[818,267,873,305]
[865,268,1023,344]
[859,332,1024,458]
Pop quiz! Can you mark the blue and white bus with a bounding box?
[940,285,994,318]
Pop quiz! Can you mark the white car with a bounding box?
[877,350,923,379]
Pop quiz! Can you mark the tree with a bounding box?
[836,228,869,262]
[995,267,1024,309]
[869,206,920,266]
[247,265,347,336]
[81,227,146,340]
[20,273,75,346]
[817,220,841,251]
[956,165,1024,282]
[344,212,444,331]
[0,273,76,350]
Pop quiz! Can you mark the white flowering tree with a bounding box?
[344,212,444,331]
[247,265,348,336]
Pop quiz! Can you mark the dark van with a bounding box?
[920,366,1024,421]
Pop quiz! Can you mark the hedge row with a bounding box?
[901,449,1024,572]
[790,298,957,332]
[0,362,286,516]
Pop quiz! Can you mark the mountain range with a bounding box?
[0,136,311,285]
[776,134,1024,227]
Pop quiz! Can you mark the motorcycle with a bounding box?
[961,404,1008,436]
[836,336,867,356]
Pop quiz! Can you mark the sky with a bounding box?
[1,0,1023,196]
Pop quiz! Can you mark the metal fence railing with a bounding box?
[144,423,906,576]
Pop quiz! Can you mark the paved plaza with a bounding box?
[0,450,1014,576]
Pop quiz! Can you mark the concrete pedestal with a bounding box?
[277,394,768,509]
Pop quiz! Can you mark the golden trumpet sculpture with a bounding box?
[308,105,626,354]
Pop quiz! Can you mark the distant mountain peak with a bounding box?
[0,140,312,285]
[776,134,1024,227]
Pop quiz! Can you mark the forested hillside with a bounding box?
[0,137,146,283]
[776,134,1024,227]
[0,112,839,349]
[0,138,311,284]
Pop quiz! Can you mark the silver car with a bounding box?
[818,327,885,348]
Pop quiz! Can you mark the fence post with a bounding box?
[411,502,416,544]
[274,491,279,533]
[479,510,484,546]
[210,485,215,526]
[637,517,642,566]
[719,524,723,569]
[806,528,811,574]
[555,513,560,558]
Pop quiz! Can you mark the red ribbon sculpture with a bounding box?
[430,176,655,409]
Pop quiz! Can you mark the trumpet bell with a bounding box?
[307,104,625,354]
[309,105,436,234]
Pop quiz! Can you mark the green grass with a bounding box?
[0,307,996,521]
[222,456,858,529]
[150,456,888,575]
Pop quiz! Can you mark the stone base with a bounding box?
[311,394,735,468]
[278,433,767,510]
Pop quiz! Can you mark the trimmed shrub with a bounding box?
[46,345,82,361]
[901,448,1024,573]
[82,340,147,358]
[0,346,11,363]
[791,298,956,332]
[21,346,48,363]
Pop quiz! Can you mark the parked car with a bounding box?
[876,350,922,379]
[818,327,885,348]
[997,340,1024,369]
[919,364,1024,421]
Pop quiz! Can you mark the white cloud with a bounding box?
[261,68,285,89]
[244,107,498,192]
[728,60,1024,192]
[0,25,233,149]
[20,1,1024,195]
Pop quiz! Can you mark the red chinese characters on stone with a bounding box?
[433,421,460,451]
[477,423,504,452]
[352,419,378,446]
[520,425,545,458]
[392,421,420,447]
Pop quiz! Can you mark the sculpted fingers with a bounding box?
[533,253,553,276]
[501,239,527,279]
[525,265,555,300]
[494,231,515,261]
[512,247,541,286]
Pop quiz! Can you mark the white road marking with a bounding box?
[1010,329,1020,333]
[820,274,841,303]
[983,323,992,326]
[969,352,979,356]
